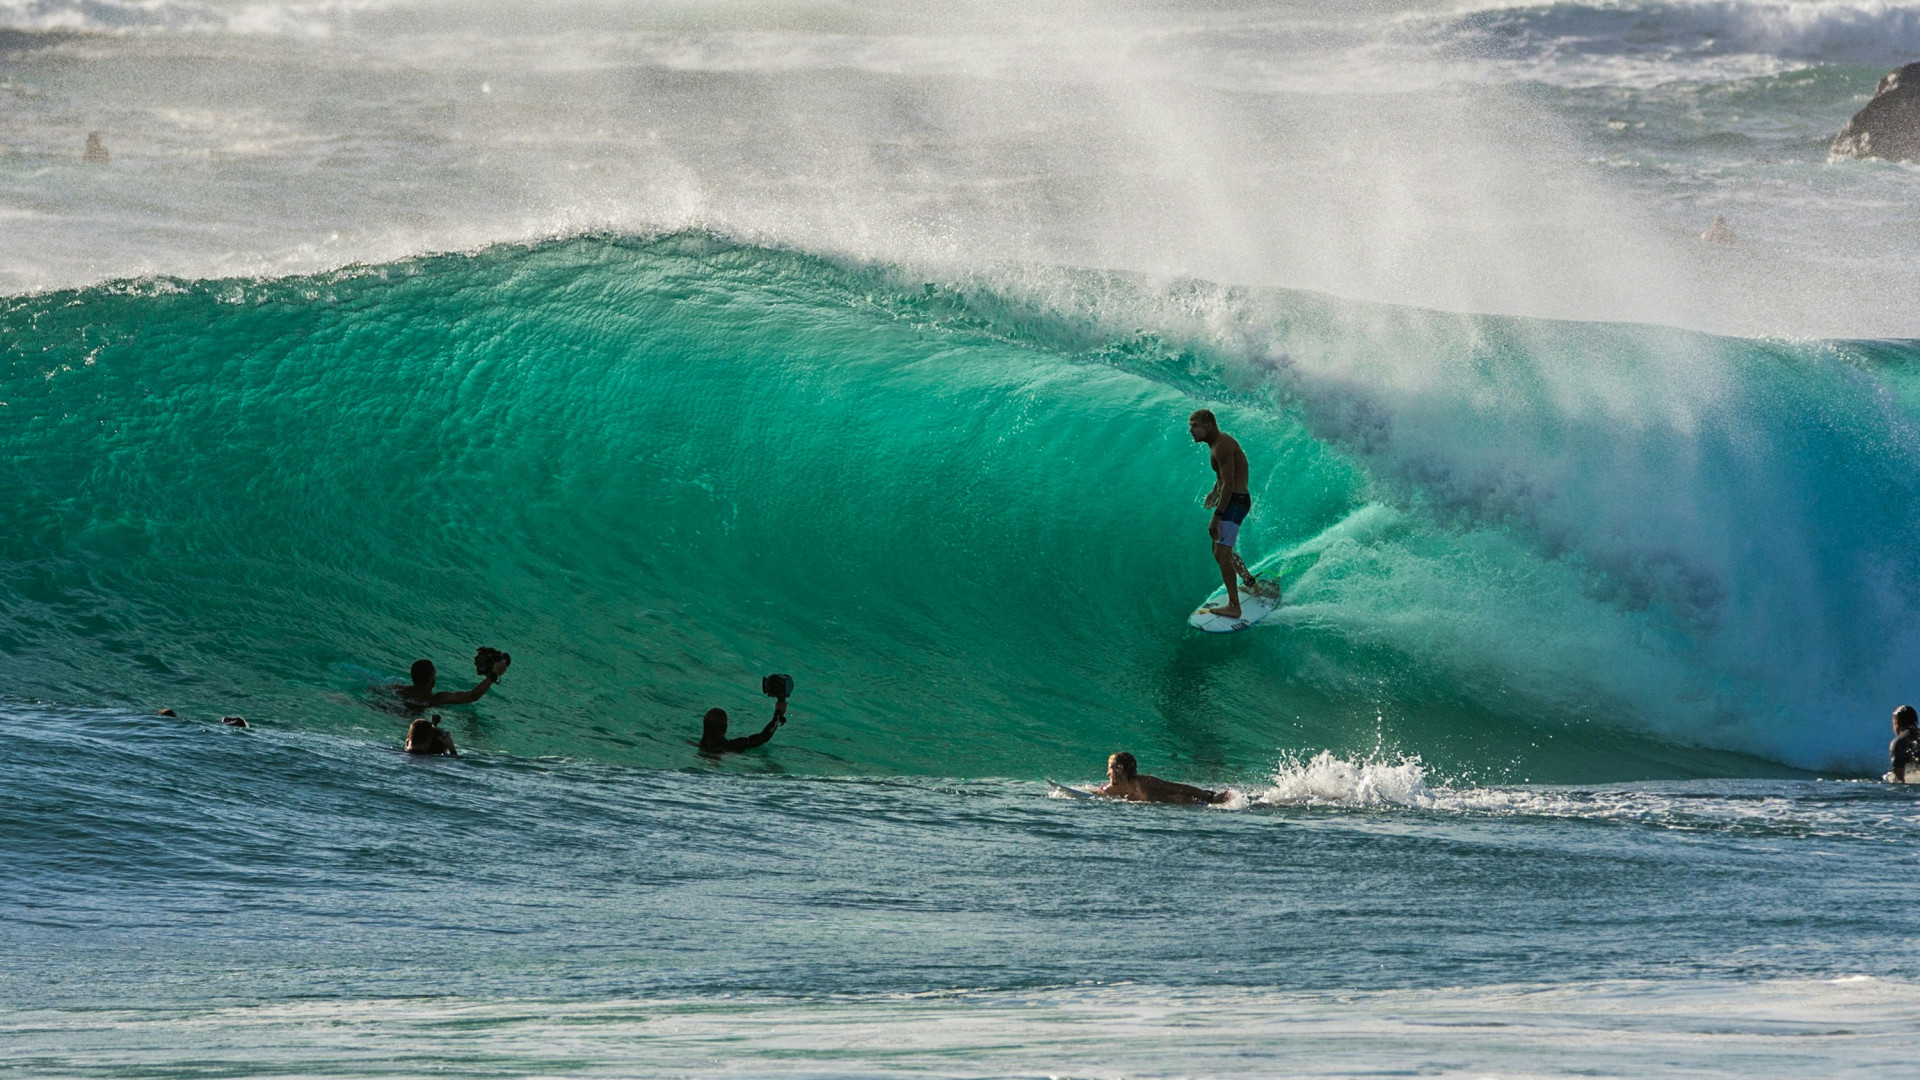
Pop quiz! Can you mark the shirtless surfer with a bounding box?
[1190,409,1271,618]
[1096,752,1230,805]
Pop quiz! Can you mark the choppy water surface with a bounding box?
[5,703,1920,1077]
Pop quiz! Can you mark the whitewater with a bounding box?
[5,2,1920,1077]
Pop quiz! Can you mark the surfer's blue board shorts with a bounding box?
[1216,493,1251,549]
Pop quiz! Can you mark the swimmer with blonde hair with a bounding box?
[405,715,458,756]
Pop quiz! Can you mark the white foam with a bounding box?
[6,978,1913,1077]
[1252,750,1440,808]
[1237,748,1920,840]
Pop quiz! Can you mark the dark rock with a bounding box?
[1831,62,1920,163]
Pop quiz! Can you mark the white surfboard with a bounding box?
[1047,779,1100,799]
[1188,587,1279,634]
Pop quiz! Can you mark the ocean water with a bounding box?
[5,2,1920,1077]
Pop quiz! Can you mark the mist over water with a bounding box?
[3,0,1919,335]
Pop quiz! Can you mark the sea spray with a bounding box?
[1252,751,1438,809]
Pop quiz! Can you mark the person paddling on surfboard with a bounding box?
[1095,752,1230,805]
[1189,409,1272,618]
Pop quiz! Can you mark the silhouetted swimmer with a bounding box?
[1095,752,1229,805]
[156,708,177,717]
[698,675,793,755]
[405,715,457,756]
[1701,215,1736,244]
[83,132,108,165]
[221,716,249,728]
[1890,705,1919,782]
[394,652,507,710]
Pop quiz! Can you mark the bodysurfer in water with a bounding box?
[1096,752,1230,805]
[1189,409,1272,618]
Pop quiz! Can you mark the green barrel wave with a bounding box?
[4,234,1916,780]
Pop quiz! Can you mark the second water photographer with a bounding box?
[698,673,794,755]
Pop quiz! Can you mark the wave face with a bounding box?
[3,235,1917,778]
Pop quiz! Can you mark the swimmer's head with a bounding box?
[1896,705,1917,730]
[410,659,436,687]
[1108,751,1138,781]
[702,707,729,742]
[405,717,435,751]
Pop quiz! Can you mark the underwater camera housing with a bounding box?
[762,673,795,699]
[475,646,511,679]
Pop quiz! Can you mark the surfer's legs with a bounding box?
[1232,550,1276,600]
[1208,542,1242,618]
[1206,493,1253,617]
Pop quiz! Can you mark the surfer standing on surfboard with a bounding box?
[1190,409,1270,618]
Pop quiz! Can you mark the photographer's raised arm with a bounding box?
[727,717,781,752]
[396,653,509,709]
[429,673,497,707]
[697,685,791,755]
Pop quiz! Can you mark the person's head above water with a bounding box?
[1896,705,1917,731]
[702,707,729,742]
[1108,752,1139,782]
[409,659,435,688]
[404,715,454,755]
[1188,409,1218,444]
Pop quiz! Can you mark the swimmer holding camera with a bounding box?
[394,646,511,710]
[699,673,795,755]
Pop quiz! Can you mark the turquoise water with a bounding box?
[8,234,1920,1075]
[11,2,1920,1060]
[3,235,1916,779]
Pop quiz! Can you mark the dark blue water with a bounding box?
[6,701,1920,1076]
